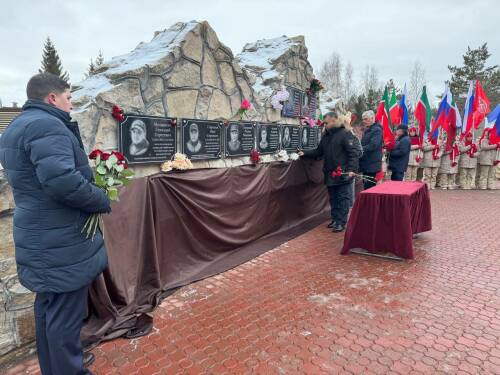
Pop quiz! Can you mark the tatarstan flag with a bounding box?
[414,86,432,145]
[389,88,400,126]
[375,87,395,145]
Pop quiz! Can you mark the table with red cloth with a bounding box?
[341,181,432,259]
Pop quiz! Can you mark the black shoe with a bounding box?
[332,224,345,232]
[83,352,95,368]
[327,220,335,228]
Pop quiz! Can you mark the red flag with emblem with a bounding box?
[472,80,490,129]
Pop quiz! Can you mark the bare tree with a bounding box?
[360,65,381,97]
[318,52,343,97]
[343,62,356,100]
[409,60,426,108]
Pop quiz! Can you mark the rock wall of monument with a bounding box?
[71,21,318,176]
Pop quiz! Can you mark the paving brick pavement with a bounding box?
[4,189,500,374]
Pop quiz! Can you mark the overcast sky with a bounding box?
[1,0,498,107]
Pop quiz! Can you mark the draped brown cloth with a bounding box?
[82,159,329,345]
[341,181,432,259]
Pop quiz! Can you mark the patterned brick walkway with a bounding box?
[4,190,500,374]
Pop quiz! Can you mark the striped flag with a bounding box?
[414,86,432,145]
[389,89,400,127]
[375,87,395,145]
[461,81,474,139]
[399,84,409,125]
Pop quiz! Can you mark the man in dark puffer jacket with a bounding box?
[299,111,361,232]
[0,73,111,374]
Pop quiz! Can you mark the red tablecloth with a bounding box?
[341,181,432,259]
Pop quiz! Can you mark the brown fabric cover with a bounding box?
[82,159,329,345]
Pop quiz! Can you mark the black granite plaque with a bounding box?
[257,123,280,154]
[225,122,255,157]
[280,125,300,151]
[282,86,304,117]
[300,126,320,150]
[304,93,318,119]
[181,119,223,160]
[118,115,176,165]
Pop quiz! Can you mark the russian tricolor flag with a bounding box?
[485,104,500,144]
[399,84,408,125]
[461,81,474,139]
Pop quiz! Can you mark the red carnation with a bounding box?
[331,166,343,178]
[101,152,111,161]
[415,156,422,163]
[240,99,251,110]
[250,149,260,163]
[88,149,103,160]
[111,105,125,122]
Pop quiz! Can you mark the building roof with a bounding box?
[0,107,22,134]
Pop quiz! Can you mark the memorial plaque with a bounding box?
[280,124,300,151]
[300,126,320,150]
[225,122,255,157]
[304,93,318,119]
[118,115,176,165]
[257,123,280,154]
[182,119,223,160]
[282,86,304,118]
[316,126,324,145]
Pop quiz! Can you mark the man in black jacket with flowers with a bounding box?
[299,111,361,232]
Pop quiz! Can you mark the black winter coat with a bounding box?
[388,134,411,173]
[359,122,383,173]
[0,100,111,293]
[304,127,361,186]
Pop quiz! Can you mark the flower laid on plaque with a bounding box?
[225,122,255,157]
[280,124,300,152]
[257,123,280,154]
[281,86,304,118]
[300,126,320,150]
[181,119,223,160]
[118,115,176,165]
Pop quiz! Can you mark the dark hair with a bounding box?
[26,73,70,100]
[324,111,338,119]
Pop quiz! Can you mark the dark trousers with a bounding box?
[34,285,91,375]
[327,183,351,226]
[391,170,405,181]
[362,172,377,190]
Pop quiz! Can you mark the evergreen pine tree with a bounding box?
[39,37,70,83]
[448,43,500,109]
[85,58,96,78]
[95,50,104,67]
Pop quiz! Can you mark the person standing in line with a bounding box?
[458,132,480,190]
[478,129,498,190]
[0,73,111,375]
[388,124,411,181]
[298,111,361,232]
[359,110,383,189]
[421,135,443,189]
[437,135,460,189]
[405,126,422,181]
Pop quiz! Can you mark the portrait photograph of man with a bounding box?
[186,122,203,154]
[129,119,150,156]
[259,126,268,149]
[282,126,291,149]
[227,123,241,152]
[302,127,308,147]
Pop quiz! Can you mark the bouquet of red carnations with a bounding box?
[83,149,134,239]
